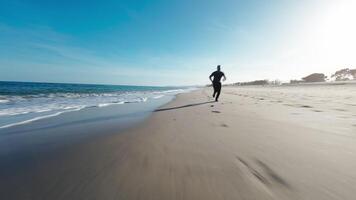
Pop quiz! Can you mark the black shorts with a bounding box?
[213,82,221,91]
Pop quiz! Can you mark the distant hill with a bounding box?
[302,73,327,82]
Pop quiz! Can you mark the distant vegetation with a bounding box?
[231,79,281,86]
[290,68,356,84]
[331,68,356,81]
[229,67,356,86]
[289,79,304,84]
[233,80,269,86]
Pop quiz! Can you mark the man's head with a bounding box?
[217,65,221,71]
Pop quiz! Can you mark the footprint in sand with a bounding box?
[256,160,291,188]
[210,105,214,107]
[312,110,323,112]
[235,156,269,185]
[300,105,312,108]
[220,123,229,128]
[235,156,292,191]
[334,108,347,112]
[212,110,221,113]
[285,104,313,109]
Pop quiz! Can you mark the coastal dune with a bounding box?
[1,85,356,200]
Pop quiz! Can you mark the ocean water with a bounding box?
[0,81,192,129]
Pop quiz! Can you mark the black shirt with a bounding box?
[210,71,225,83]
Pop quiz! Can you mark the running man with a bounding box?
[209,65,226,102]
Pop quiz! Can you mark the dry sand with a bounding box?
[2,85,356,200]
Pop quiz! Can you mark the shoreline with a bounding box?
[1,85,356,199]
[0,80,192,130]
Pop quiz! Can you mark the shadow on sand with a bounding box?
[154,101,215,112]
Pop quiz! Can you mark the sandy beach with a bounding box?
[1,84,356,200]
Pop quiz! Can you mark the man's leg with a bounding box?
[215,82,221,101]
[212,83,217,97]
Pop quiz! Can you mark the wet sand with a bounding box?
[1,85,356,200]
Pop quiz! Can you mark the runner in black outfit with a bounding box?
[209,65,226,102]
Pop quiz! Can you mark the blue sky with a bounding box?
[0,0,355,85]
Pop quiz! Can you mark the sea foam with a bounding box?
[0,81,195,129]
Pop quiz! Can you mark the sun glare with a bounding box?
[306,0,356,65]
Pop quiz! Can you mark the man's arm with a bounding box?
[222,73,226,81]
[209,73,214,82]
